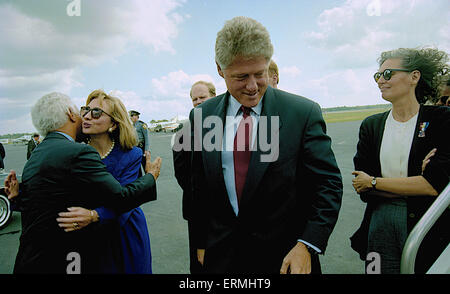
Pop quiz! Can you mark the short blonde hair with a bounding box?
[215,16,273,69]
[86,89,137,150]
[190,81,216,98]
[268,60,279,84]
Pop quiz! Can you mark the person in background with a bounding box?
[130,110,149,172]
[435,95,449,106]
[0,142,5,173]
[351,47,450,274]
[173,81,216,274]
[268,59,279,89]
[26,133,40,160]
[56,89,154,273]
[435,77,450,106]
[190,81,216,107]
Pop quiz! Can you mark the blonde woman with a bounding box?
[57,90,153,273]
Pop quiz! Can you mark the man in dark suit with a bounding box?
[4,92,162,274]
[26,133,40,160]
[173,80,216,273]
[189,17,342,274]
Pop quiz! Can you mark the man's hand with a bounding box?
[144,151,162,180]
[351,170,373,193]
[280,242,311,274]
[4,170,19,200]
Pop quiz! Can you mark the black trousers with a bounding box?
[187,220,204,274]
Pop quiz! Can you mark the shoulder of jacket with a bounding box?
[138,120,148,128]
[362,109,389,125]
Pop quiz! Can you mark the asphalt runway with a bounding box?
[0,119,366,274]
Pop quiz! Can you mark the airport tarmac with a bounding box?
[0,119,366,274]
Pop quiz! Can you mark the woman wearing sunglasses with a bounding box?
[350,48,449,274]
[56,89,153,273]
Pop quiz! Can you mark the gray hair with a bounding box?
[215,16,274,69]
[378,47,449,103]
[31,92,79,136]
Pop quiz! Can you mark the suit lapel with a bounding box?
[374,110,390,176]
[407,105,424,176]
[240,87,283,211]
[202,93,230,205]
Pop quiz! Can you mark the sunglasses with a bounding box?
[80,106,114,120]
[373,68,411,82]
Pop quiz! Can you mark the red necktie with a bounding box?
[234,106,253,207]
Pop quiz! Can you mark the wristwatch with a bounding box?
[371,177,377,189]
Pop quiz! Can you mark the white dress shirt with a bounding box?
[220,94,321,253]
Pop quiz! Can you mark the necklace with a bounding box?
[88,138,115,159]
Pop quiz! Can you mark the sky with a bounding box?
[0,0,449,135]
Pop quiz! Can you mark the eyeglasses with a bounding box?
[80,106,114,120]
[373,69,411,82]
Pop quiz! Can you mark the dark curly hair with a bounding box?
[378,47,449,104]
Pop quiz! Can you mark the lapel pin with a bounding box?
[418,122,429,138]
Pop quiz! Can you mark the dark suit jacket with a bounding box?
[14,132,157,273]
[189,87,343,273]
[172,120,194,221]
[0,142,5,169]
[27,139,38,160]
[351,105,450,272]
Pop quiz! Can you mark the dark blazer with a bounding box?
[0,142,5,169]
[190,87,343,273]
[172,120,194,221]
[351,105,450,272]
[27,139,38,160]
[13,132,157,273]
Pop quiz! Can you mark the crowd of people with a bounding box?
[3,16,449,275]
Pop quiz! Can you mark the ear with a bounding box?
[216,62,224,78]
[67,109,78,123]
[411,70,421,85]
[109,122,118,132]
[272,74,278,84]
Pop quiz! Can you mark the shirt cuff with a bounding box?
[297,239,322,254]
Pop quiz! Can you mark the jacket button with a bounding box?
[409,213,415,218]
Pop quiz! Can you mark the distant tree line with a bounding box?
[0,133,33,139]
[322,104,390,113]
